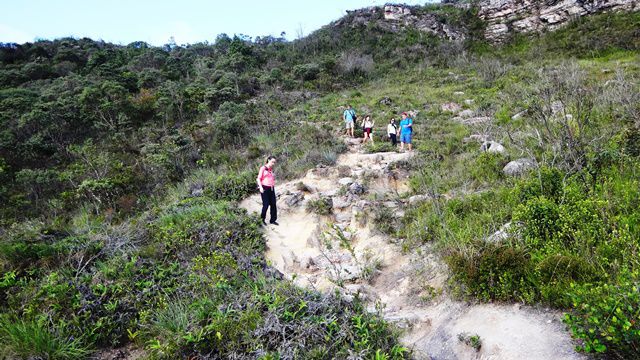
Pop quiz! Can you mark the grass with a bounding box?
[0,316,89,359]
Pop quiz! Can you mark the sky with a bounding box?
[0,0,431,46]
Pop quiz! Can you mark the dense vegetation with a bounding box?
[1,2,639,358]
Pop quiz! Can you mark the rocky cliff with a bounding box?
[334,5,466,41]
[478,0,640,42]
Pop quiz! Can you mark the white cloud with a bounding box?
[0,23,35,44]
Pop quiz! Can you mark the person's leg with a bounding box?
[391,133,397,146]
[407,134,412,151]
[370,131,374,144]
[260,189,269,224]
[268,187,277,223]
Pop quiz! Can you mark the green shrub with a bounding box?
[470,152,507,183]
[564,268,640,357]
[445,242,536,303]
[373,205,398,236]
[536,254,598,306]
[512,196,561,248]
[205,172,255,201]
[306,197,333,216]
[512,167,565,203]
[365,141,397,154]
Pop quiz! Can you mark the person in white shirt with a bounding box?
[361,115,375,144]
[387,118,398,146]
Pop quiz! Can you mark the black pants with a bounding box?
[389,133,397,146]
[260,186,277,223]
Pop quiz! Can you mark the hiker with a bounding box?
[343,104,356,138]
[398,112,413,152]
[257,156,278,226]
[387,118,398,146]
[361,115,374,144]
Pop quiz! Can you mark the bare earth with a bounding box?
[240,138,585,360]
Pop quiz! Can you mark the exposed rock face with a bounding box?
[336,5,466,41]
[503,158,536,176]
[478,0,640,43]
[480,140,506,154]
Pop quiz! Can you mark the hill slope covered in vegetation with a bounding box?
[1,2,639,359]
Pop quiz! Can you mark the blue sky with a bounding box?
[1,0,431,45]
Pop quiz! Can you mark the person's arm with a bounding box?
[408,119,413,127]
[257,167,264,193]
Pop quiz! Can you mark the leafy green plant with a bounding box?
[458,332,482,351]
[306,197,333,216]
[564,268,640,357]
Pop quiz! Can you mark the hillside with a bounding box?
[1,2,640,359]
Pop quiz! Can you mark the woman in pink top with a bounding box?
[257,156,278,226]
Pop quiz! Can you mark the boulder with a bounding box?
[320,189,339,197]
[285,192,305,207]
[383,5,411,20]
[503,158,536,176]
[382,201,399,209]
[338,177,354,186]
[480,141,506,154]
[464,99,475,105]
[511,110,527,120]
[330,264,363,282]
[379,96,393,106]
[487,222,513,243]
[332,196,352,209]
[335,212,352,223]
[348,182,365,195]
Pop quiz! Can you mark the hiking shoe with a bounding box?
[270,221,279,226]
[261,220,267,226]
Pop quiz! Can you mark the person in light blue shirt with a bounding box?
[398,112,413,152]
[343,104,356,138]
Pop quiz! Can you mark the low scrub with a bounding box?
[306,197,333,216]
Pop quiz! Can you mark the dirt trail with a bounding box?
[240,139,583,360]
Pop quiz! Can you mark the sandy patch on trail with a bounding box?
[241,138,584,360]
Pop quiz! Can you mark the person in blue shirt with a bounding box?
[343,104,356,138]
[398,112,413,152]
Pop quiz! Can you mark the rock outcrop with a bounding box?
[478,0,640,43]
[336,5,466,41]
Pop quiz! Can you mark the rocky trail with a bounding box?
[240,138,583,360]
